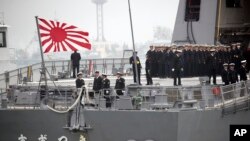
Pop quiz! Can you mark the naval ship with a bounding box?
[1,0,250,141]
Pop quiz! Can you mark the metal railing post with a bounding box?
[232,83,237,113]
[220,86,225,108]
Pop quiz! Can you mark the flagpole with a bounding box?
[35,16,48,101]
[128,0,139,85]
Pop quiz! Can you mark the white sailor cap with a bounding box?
[223,63,228,66]
[210,48,216,52]
[229,63,235,66]
[77,72,83,76]
[241,60,247,64]
[176,49,182,53]
[116,72,122,75]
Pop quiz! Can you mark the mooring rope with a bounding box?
[47,86,89,113]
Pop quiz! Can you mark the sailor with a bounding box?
[129,51,142,85]
[206,48,217,85]
[164,48,171,77]
[238,60,248,81]
[92,71,103,97]
[193,46,200,76]
[172,49,183,86]
[146,46,154,61]
[182,45,188,77]
[228,63,238,84]
[158,48,165,78]
[76,72,86,106]
[71,50,81,78]
[168,48,175,77]
[101,73,111,108]
[221,63,229,85]
[145,55,153,85]
[67,72,85,128]
[115,72,125,96]
[151,48,158,77]
[75,72,85,88]
[231,43,242,74]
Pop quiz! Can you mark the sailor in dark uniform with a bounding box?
[172,50,183,86]
[76,72,85,88]
[71,50,81,78]
[92,71,103,97]
[145,55,153,85]
[75,72,86,105]
[115,72,125,96]
[146,46,156,77]
[221,63,229,85]
[206,49,217,85]
[238,60,248,81]
[228,63,238,84]
[129,52,142,85]
[101,73,111,108]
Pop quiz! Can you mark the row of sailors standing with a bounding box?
[221,60,248,85]
[146,43,245,79]
[92,71,125,96]
[68,71,125,126]
[75,71,125,108]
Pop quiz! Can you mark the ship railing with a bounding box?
[0,88,8,109]
[0,58,132,89]
[91,86,224,111]
[0,85,76,109]
[89,88,128,110]
[219,80,250,115]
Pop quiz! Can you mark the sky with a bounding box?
[0,0,179,52]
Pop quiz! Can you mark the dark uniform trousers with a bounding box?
[206,55,217,85]
[229,70,238,84]
[221,69,229,85]
[115,78,125,96]
[102,78,111,108]
[239,66,248,81]
[146,59,153,85]
[92,76,103,98]
[130,56,142,84]
[71,52,81,78]
[173,70,181,86]
[173,55,183,86]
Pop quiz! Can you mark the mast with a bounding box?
[35,16,48,101]
[128,0,139,84]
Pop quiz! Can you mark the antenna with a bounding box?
[92,0,107,42]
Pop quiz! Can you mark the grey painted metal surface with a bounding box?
[177,110,250,141]
[83,110,178,141]
[83,109,250,141]
[172,0,218,44]
[0,110,82,141]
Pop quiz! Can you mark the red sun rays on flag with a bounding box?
[38,18,91,53]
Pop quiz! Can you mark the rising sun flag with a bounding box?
[38,18,91,53]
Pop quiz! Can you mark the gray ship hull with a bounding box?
[0,108,249,141]
[0,110,82,141]
[83,109,250,141]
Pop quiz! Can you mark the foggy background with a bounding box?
[0,0,179,67]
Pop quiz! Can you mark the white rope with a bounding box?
[47,86,89,113]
